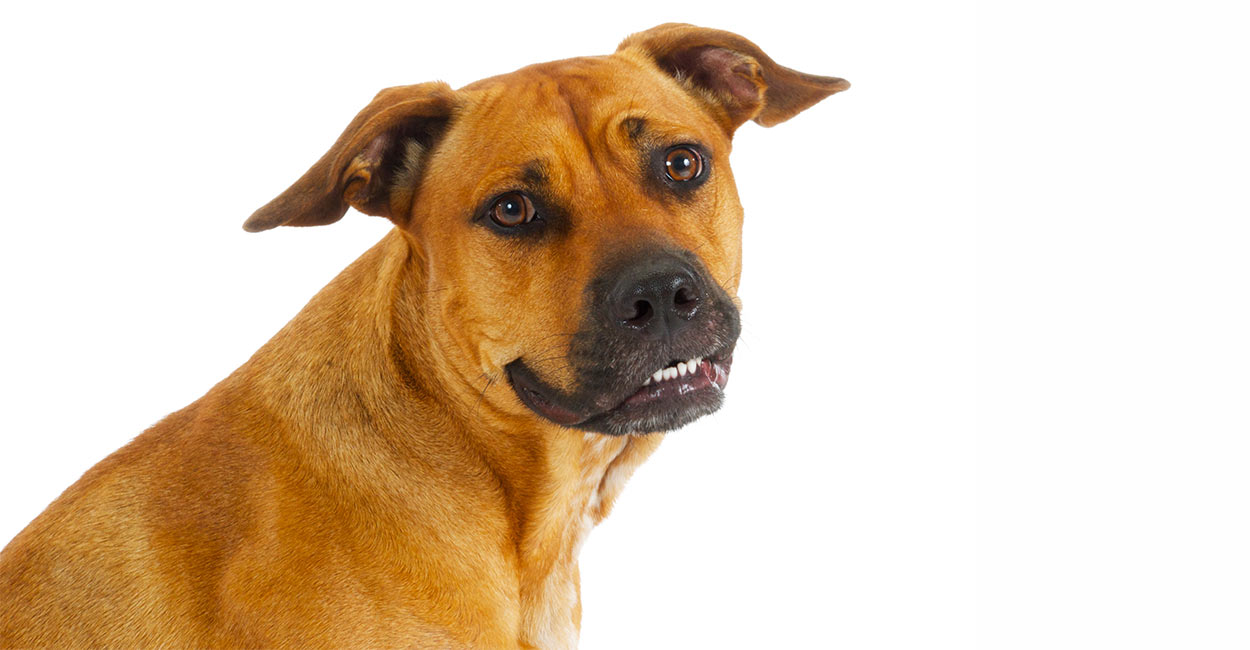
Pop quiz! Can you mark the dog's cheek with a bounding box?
[713,207,746,295]
[416,237,503,385]
[440,246,583,394]
[431,289,485,371]
[511,279,585,394]
[680,175,746,296]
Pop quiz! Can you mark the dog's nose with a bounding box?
[607,256,703,338]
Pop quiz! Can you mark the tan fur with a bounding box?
[0,24,845,648]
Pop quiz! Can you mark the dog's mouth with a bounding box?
[623,355,731,407]
[506,351,734,436]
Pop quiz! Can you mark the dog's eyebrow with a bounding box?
[521,160,549,188]
[621,116,648,141]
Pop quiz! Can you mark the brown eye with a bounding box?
[664,147,703,182]
[489,192,536,227]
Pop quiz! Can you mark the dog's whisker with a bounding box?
[525,354,573,367]
[531,331,579,343]
[472,373,499,416]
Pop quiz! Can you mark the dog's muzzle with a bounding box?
[507,248,740,436]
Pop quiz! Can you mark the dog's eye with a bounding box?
[489,192,537,227]
[664,147,703,182]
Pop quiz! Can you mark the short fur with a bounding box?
[0,24,846,649]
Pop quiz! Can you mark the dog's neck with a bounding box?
[233,228,659,647]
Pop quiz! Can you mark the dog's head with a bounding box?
[245,24,847,435]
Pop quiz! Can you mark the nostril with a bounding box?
[673,284,700,318]
[624,299,654,326]
[674,285,698,306]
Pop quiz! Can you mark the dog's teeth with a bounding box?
[646,357,708,387]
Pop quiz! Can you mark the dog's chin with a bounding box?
[506,355,733,436]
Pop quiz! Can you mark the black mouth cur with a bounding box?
[0,23,847,649]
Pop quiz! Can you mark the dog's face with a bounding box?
[244,24,847,435]
[417,54,747,436]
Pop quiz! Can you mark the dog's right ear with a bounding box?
[618,24,849,134]
[243,82,456,232]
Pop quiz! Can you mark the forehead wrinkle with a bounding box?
[551,78,606,184]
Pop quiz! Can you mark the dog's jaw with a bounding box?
[505,350,735,436]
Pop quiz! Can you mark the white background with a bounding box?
[0,1,1246,648]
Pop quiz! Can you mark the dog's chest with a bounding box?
[519,434,636,649]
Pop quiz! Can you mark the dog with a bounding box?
[0,24,846,649]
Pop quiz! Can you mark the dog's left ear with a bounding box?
[244,82,456,232]
[618,24,849,133]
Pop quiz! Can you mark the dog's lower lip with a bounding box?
[509,367,586,426]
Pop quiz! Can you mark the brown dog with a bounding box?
[0,24,846,648]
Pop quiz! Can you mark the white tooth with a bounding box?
[644,376,652,386]
[665,367,678,381]
[677,362,688,377]
[653,369,664,383]
[687,359,699,375]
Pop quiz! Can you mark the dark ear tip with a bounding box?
[791,72,850,95]
[242,210,279,233]
[826,77,851,93]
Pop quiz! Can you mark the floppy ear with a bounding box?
[618,24,849,133]
[243,81,456,232]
